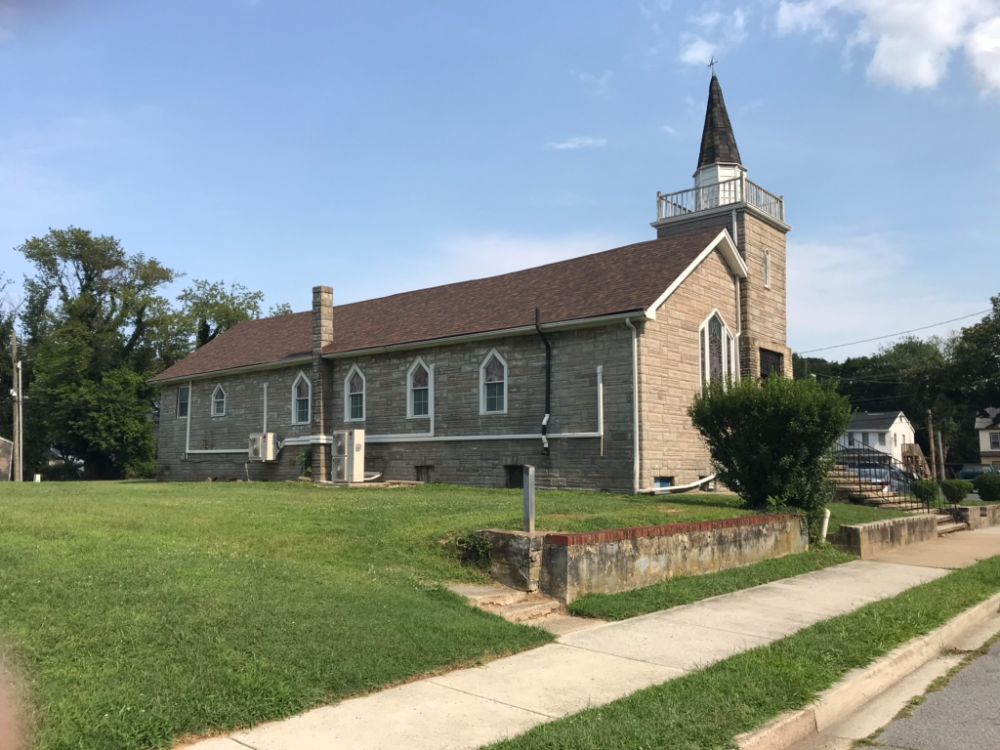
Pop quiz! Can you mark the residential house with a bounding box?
[841,411,915,463]
[976,408,1000,469]
[150,74,792,492]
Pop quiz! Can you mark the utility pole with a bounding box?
[936,430,946,481]
[9,336,23,483]
[926,410,937,482]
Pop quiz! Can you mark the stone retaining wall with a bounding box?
[481,514,808,603]
[951,504,1000,530]
[831,515,938,558]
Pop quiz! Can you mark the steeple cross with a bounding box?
[708,56,718,75]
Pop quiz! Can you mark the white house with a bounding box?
[975,408,1000,469]
[842,411,915,463]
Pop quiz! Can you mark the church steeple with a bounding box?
[697,74,742,171]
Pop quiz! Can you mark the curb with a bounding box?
[734,591,1000,750]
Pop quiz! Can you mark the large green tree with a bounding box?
[18,228,175,478]
[177,279,264,348]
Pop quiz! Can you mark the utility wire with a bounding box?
[798,309,991,354]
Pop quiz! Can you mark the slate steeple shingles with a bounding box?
[697,74,742,170]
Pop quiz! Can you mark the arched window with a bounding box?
[344,366,365,422]
[211,384,227,417]
[763,250,772,289]
[699,312,736,387]
[407,359,431,418]
[292,372,311,425]
[480,350,507,414]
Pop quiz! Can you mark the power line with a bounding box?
[798,309,991,355]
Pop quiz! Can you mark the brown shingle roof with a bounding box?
[151,227,723,383]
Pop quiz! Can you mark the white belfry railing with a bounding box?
[656,177,784,223]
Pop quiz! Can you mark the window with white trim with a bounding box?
[480,350,507,414]
[211,385,226,417]
[292,372,311,425]
[407,359,431,418]
[763,250,771,289]
[345,367,365,422]
[991,432,1000,450]
[699,312,736,386]
[177,386,190,418]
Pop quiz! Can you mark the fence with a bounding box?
[831,438,930,512]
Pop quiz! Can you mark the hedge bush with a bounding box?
[974,473,1000,502]
[689,376,850,538]
[911,479,940,505]
[940,479,974,504]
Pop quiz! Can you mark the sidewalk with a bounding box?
[183,528,1000,750]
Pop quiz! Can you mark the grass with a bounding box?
[568,546,855,620]
[826,501,910,535]
[0,482,742,750]
[488,556,1000,750]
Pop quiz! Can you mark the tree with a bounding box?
[0,272,14,441]
[950,296,1000,415]
[689,377,851,537]
[17,228,175,478]
[177,279,264,348]
[268,302,294,317]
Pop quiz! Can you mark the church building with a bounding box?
[151,74,792,492]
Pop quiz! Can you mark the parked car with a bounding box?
[957,464,999,481]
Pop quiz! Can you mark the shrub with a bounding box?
[974,473,1000,502]
[911,479,940,505]
[298,446,313,477]
[940,479,974,505]
[689,376,851,538]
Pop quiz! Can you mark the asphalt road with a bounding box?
[874,637,1000,750]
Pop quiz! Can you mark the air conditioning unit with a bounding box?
[331,429,365,483]
[248,432,277,462]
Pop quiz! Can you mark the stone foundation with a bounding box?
[831,515,938,558]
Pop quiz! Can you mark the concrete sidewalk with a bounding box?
[182,529,1000,750]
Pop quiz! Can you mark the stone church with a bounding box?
[151,74,791,492]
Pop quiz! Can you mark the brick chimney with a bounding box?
[311,285,333,480]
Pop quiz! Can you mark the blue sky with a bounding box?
[1,0,999,359]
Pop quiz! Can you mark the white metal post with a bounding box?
[523,465,536,533]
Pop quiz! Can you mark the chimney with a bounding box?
[311,285,333,481]
[312,285,334,355]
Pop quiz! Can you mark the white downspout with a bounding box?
[625,318,640,494]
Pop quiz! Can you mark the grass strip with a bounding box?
[826,502,909,535]
[569,546,854,620]
[489,555,1000,750]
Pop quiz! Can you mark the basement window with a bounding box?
[415,465,434,483]
[654,476,674,489]
[504,465,524,489]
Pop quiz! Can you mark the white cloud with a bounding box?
[678,6,748,66]
[545,136,608,150]
[788,233,974,358]
[577,70,613,94]
[776,0,1000,92]
[662,124,679,135]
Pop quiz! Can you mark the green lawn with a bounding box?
[827,501,910,535]
[569,546,855,620]
[489,556,1000,750]
[0,482,742,750]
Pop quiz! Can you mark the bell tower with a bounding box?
[652,73,792,379]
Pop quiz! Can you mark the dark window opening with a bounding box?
[504,465,524,489]
[415,465,434,483]
[760,349,785,379]
[654,476,674,489]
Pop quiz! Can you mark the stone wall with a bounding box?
[637,246,739,488]
[831,515,938,558]
[481,515,808,603]
[156,366,313,482]
[951,504,1000,530]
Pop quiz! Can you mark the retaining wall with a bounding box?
[951,504,1000,530]
[482,514,808,603]
[831,515,938,558]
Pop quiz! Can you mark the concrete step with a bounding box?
[936,520,968,536]
[448,582,528,608]
[487,596,564,623]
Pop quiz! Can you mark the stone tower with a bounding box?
[652,73,791,379]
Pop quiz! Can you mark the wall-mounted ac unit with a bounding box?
[331,429,365,482]
[248,432,277,462]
